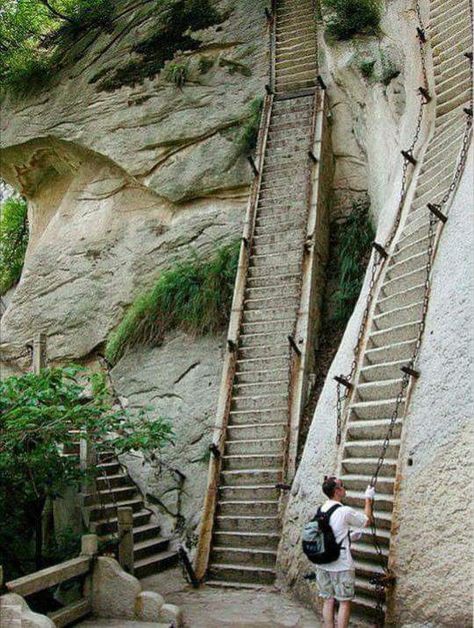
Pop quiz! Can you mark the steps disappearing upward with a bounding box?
[338,0,473,619]
[207,0,319,586]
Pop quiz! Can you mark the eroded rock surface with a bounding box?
[0,0,266,360]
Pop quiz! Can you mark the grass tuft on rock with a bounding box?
[105,241,240,365]
[236,97,263,155]
[332,199,374,324]
[0,196,29,295]
[164,60,190,87]
[322,0,381,40]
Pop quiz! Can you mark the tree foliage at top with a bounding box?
[322,0,381,40]
[0,0,114,95]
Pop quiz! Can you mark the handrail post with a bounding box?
[117,507,134,575]
[32,333,46,374]
[80,534,98,557]
[80,435,97,497]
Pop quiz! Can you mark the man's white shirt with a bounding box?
[317,499,368,572]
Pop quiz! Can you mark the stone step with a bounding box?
[340,473,396,496]
[255,213,305,234]
[220,468,282,486]
[228,406,287,426]
[380,266,427,297]
[358,526,391,547]
[277,64,317,82]
[252,238,303,255]
[346,418,402,441]
[375,283,425,316]
[344,438,401,463]
[238,342,289,361]
[385,250,429,281]
[392,232,430,262]
[96,461,122,476]
[240,317,295,336]
[414,165,457,204]
[211,546,277,568]
[249,250,301,270]
[372,300,424,330]
[215,515,280,533]
[238,330,292,351]
[351,541,389,564]
[218,484,280,502]
[226,422,287,441]
[364,338,417,365]
[430,8,471,45]
[234,366,288,384]
[356,378,403,402]
[276,78,317,94]
[346,507,391,530]
[276,53,317,71]
[368,320,420,348]
[368,319,420,348]
[349,398,406,421]
[83,485,138,506]
[397,218,431,248]
[354,560,386,581]
[87,497,143,522]
[231,392,288,412]
[217,500,280,517]
[359,359,409,383]
[235,354,288,374]
[233,378,288,398]
[225,437,284,456]
[93,509,151,536]
[344,491,394,512]
[341,458,397,478]
[244,281,301,301]
[208,563,276,585]
[134,537,170,561]
[96,473,134,490]
[242,306,299,324]
[213,530,280,550]
[222,453,283,471]
[252,229,303,248]
[134,550,179,579]
[246,270,301,288]
[133,523,163,543]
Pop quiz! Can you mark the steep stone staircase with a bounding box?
[65,442,178,579]
[205,0,319,586]
[337,0,472,618]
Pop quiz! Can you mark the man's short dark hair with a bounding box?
[322,476,338,498]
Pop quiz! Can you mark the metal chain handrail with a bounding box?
[332,0,473,621]
[334,0,430,446]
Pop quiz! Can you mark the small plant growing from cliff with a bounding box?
[332,199,375,324]
[105,241,240,365]
[359,58,376,79]
[164,60,190,87]
[0,196,29,295]
[322,0,381,40]
[237,97,263,155]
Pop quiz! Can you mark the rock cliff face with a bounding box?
[0,0,266,535]
[0,0,266,362]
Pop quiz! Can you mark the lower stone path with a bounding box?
[143,567,320,627]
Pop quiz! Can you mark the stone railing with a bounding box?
[0,533,182,627]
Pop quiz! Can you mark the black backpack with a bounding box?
[302,504,344,564]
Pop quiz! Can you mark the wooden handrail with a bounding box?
[6,557,91,597]
[193,93,274,581]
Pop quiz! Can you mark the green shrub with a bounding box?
[198,55,214,74]
[0,196,29,294]
[98,0,223,91]
[237,97,263,155]
[322,0,381,40]
[164,60,189,87]
[359,58,376,79]
[332,200,374,324]
[105,241,240,365]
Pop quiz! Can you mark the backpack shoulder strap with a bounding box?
[312,506,322,521]
[325,503,342,519]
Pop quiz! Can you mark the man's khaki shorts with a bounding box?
[315,568,355,601]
